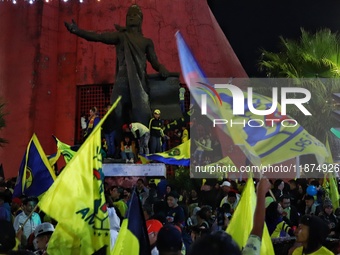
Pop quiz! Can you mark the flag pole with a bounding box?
[17,204,39,232]
[268,190,276,201]
[296,156,300,178]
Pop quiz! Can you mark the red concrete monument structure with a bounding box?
[0,0,247,178]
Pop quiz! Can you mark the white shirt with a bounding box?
[80,116,87,130]
[130,123,150,138]
[13,211,41,240]
[108,207,120,250]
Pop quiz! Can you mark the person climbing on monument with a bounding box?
[65,4,169,129]
[123,122,150,155]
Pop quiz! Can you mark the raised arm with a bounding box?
[65,19,120,45]
[251,178,271,238]
[242,178,271,255]
[145,38,169,78]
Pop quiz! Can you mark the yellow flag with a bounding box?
[227,178,274,255]
[112,220,139,255]
[39,97,121,255]
[202,156,238,179]
[53,136,77,164]
[325,137,333,164]
[145,139,190,166]
[325,137,339,209]
[138,154,151,164]
[176,32,328,167]
[216,88,328,166]
[329,175,339,209]
[112,190,151,254]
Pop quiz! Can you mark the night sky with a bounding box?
[208,0,340,77]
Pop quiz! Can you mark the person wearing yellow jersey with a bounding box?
[109,186,128,218]
[149,109,165,153]
[292,215,333,255]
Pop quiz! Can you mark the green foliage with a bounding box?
[258,28,340,142]
[259,29,340,78]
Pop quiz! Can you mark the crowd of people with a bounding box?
[4,2,338,254]
[80,100,194,164]
[0,100,337,254]
[1,176,340,254]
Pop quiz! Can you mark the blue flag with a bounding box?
[13,134,56,198]
[144,139,190,166]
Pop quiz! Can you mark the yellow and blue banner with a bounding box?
[144,139,190,166]
[216,87,328,166]
[176,31,328,167]
[112,189,151,255]
[13,134,56,198]
[227,178,274,254]
[39,97,121,255]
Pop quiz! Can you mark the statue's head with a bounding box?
[126,5,143,31]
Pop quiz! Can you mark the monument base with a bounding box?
[103,163,166,177]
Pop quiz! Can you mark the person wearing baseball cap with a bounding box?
[219,181,241,208]
[11,197,23,218]
[34,222,55,254]
[146,219,163,254]
[149,109,165,153]
[221,181,231,188]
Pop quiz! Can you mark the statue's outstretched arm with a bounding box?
[65,19,119,45]
[146,39,169,78]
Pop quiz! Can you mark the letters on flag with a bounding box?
[175,31,329,167]
[39,97,121,255]
[13,134,56,198]
[215,84,328,166]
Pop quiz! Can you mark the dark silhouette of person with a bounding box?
[65,4,169,128]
